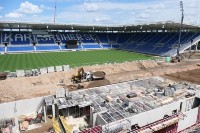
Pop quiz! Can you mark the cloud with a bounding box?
[0,6,3,11]
[4,1,43,19]
[82,1,166,12]
[2,0,200,25]
[5,12,23,18]
[94,17,111,22]
[83,2,99,12]
[40,5,53,10]
[18,1,43,14]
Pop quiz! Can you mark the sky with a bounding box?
[0,0,199,25]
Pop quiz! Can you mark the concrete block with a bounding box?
[32,69,39,76]
[40,68,47,74]
[55,66,63,72]
[63,65,70,71]
[56,88,65,98]
[16,70,25,77]
[47,66,55,73]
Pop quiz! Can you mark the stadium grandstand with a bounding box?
[0,21,200,56]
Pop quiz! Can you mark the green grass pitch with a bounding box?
[0,50,155,72]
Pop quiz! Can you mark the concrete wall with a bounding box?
[40,68,47,74]
[128,97,195,127]
[96,114,106,126]
[177,107,198,132]
[63,65,70,71]
[47,66,55,73]
[55,66,63,72]
[0,96,47,119]
[102,119,131,133]
[16,70,25,77]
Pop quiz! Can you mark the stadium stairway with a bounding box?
[163,33,200,56]
[34,46,36,52]
[5,46,7,53]
[80,44,84,49]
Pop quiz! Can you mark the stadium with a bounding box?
[0,0,200,133]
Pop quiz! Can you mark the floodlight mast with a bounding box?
[177,1,184,57]
[54,0,57,23]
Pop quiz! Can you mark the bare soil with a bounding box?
[0,59,199,103]
[164,69,200,84]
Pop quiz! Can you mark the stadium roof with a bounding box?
[0,21,200,31]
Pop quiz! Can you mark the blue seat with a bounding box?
[82,44,101,49]
[36,45,60,51]
[102,44,111,48]
[0,47,4,52]
[1,31,200,54]
[7,46,34,52]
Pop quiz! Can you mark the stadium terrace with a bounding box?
[0,21,200,56]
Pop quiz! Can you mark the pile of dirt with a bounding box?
[181,51,200,59]
[139,60,159,69]
[85,79,110,88]
[93,71,106,77]
[165,68,200,84]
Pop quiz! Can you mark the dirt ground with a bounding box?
[164,69,200,84]
[0,59,200,103]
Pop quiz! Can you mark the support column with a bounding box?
[196,43,198,51]
[44,106,47,123]
[14,103,20,133]
[189,41,192,52]
[52,104,55,118]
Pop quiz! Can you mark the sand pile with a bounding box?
[181,51,200,59]
[139,60,159,69]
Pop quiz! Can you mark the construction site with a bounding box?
[1,16,200,132]
[0,51,200,133]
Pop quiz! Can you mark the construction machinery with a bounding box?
[71,67,106,84]
[170,55,181,63]
[0,72,8,80]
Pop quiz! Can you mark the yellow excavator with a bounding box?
[71,67,85,84]
[71,67,106,84]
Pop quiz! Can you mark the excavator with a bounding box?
[71,67,85,83]
[71,67,106,84]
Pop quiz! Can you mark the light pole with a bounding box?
[177,1,184,57]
